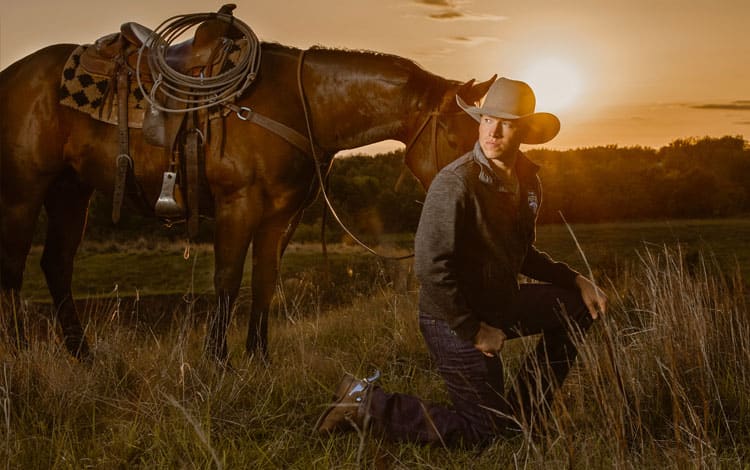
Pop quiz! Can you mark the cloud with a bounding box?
[443,36,501,46]
[430,11,464,19]
[428,11,506,21]
[415,0,456,6]
[412,0,506,22]
[691,101,750,111]
[411,46,457,60]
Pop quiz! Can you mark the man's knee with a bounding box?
[448,402,515,447]
[559,290,594,332]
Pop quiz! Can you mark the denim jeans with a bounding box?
[367,284,593,447]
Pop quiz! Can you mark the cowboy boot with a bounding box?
[315,370,380,434]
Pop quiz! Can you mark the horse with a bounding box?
[0,23,492,363]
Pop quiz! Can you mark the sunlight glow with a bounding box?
[520,57,583,114]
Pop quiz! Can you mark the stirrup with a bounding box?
[345,370,380,401]
[364,370,381,385]
[154,171,184,218]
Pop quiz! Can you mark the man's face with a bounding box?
[478,115,524,161]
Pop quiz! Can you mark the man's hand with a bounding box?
[575,275,607,319]
[473,321,506,357]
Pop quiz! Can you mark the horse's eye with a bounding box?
[438,121,458,149]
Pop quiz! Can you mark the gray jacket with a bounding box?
[414,142,579,341]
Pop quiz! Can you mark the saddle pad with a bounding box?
[59,45,151,128]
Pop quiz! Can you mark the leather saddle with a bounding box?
[81,4,242,82]
[77,4,246,232]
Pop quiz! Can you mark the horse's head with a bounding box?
[404,75,495,190]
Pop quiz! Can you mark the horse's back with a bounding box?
[1,44,78,195]
[1,43,76,123]
[1,43,76,84]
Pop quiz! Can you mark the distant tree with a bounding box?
[69,135,749,245]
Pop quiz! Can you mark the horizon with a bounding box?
[339,134,748,160]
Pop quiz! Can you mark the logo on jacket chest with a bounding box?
[527,190,539,214]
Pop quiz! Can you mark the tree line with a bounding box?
[302,135,750,239]
[76,135,749,243]
[529,135,750,224]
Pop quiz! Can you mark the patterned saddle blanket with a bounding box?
[60,42,149,128]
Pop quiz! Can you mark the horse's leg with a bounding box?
[1,44,75,351]
[0,200,44,350]
[39,170,93,359]
[207,190,261,363]
[246,209,304,360]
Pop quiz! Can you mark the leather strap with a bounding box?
[185,119,200,239]
[394,110,438,192]
[112,66,132,223]
[226,103,311,155]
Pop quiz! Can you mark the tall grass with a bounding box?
[1,247,748,468]
[552,247,750,467]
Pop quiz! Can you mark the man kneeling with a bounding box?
[316,77,607,447]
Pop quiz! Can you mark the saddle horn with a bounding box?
[120,22,157,48]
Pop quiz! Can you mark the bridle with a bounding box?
[399,106,468,192]
[402,109,442,179]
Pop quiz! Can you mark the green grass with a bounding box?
[3,218,750,467]
[19,218,750,301]
[533,218,750,279]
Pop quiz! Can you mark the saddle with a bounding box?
[67,4,254,236]
[82,13,243,81]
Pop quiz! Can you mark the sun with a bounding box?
[519,57,583,114]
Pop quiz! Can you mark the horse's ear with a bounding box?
[458,74,496,105]
[447,75,495,112]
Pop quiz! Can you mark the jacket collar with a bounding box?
[471,141,540,192]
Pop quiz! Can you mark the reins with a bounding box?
[402,109,440,178]
[296,49,450,261]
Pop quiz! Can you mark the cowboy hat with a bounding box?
[456,77,560,144]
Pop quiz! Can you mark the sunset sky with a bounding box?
[2,0,748,152]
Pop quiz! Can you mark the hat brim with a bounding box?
[456,95,560,145]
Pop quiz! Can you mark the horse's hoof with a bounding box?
[245,344,270,365]
[206,350,230,367]
[245,338,269,365]
[78,349,95,365]
[65,337,91,362]
[218,359,237,374]
[204,340,229,365]
[246,350,271,367]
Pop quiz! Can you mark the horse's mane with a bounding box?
[261,41,414,62]
[259,41,452,116]
[260,42,447,86]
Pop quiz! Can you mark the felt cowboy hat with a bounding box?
[456,77,560,144]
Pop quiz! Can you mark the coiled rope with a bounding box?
[135,11,261,113]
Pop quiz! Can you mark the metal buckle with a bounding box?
[236,106,253,121]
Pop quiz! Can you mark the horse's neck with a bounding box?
[307,50,442,152]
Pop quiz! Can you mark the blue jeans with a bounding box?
[367,284,593,447]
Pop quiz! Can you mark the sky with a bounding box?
[2,0,749,153]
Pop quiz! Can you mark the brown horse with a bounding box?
[0,36,492,362]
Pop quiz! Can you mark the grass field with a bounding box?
[18,217,750,300]
[2,218,749,468]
